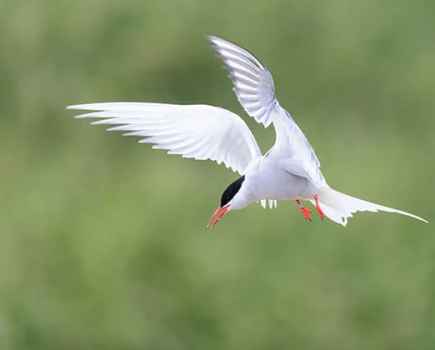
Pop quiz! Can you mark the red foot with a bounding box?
[299,207,312,222]
[314,195,324,220]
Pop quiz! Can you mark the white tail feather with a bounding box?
[313,187,428,226]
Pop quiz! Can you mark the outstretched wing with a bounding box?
[68,103,262,175]
[209,36,325,186]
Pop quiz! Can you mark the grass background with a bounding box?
[0,0,434,349]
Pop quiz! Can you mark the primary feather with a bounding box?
[68,103,261,175]
[209,35,277,127]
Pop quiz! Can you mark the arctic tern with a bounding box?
[68,36,428,227]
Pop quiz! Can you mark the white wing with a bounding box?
[209,36,276,127]
[68,103,261,175]
[209,36,325,186]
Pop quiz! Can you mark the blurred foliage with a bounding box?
[0,0,434,349]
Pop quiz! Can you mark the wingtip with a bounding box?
[66,104,85,111]
[66,103,106,112]
[67,104,86,118]
[72,112,94,119]
[207,35,230,47]
[207,34,219,42]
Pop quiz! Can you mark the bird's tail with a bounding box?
[312,187,428,226]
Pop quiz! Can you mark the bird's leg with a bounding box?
[295,199,312,222]
[314,195,325,220]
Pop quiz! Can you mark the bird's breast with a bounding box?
[242,161,310,202]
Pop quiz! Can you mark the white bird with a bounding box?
[68,35,428,227]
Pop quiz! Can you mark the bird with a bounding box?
[68,35,428,227]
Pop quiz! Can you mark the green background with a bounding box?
[1,1,434,349]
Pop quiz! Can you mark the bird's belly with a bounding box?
[245,168,310,201]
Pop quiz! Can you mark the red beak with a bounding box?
[207,205,230,229]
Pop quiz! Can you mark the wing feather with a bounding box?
[209,36,276,127]
[209,35,325,186]
[68,103,261,175]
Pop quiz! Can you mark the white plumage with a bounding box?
[68,36,428,226]
[71,103,260,174]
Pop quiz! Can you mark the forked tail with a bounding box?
[313,187,428,226]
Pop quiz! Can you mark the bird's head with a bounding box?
[208,176,246,228]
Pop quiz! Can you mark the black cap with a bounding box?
[220,176,245,207]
